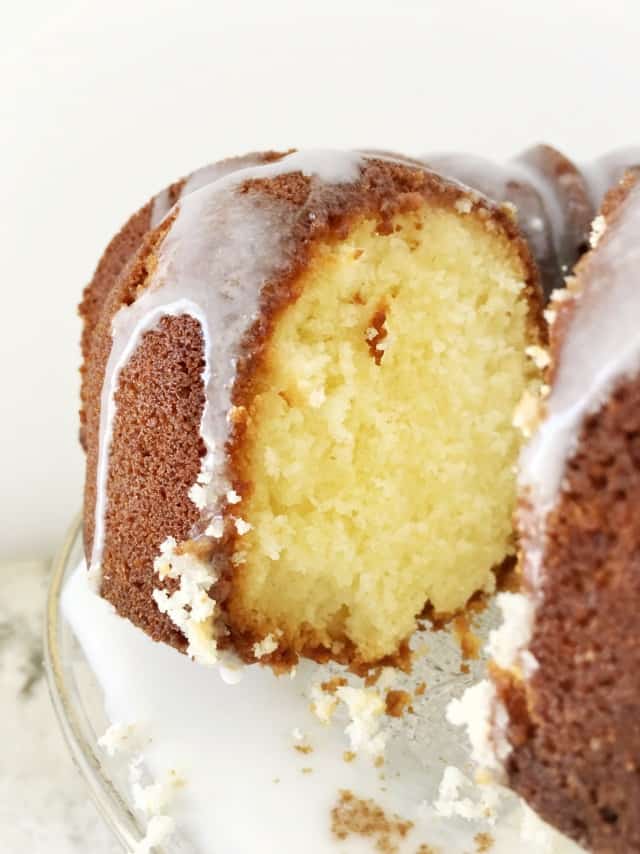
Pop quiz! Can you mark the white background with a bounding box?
[2,0,639,560]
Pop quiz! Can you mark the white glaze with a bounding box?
[424,153,561,273]
[149,154,272,228]
[583,147,640,210]
[487,593,536,672]
[90,150,362,585]
[520,180,640,516]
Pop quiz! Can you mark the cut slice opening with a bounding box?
[229,206,539,664]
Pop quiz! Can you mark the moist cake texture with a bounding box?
[80,149,544,671]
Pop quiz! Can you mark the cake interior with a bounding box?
[229,207,538,663]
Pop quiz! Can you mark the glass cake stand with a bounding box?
[45,516,151,853]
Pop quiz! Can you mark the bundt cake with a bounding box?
[460,172,640,852]
[79,149,545,672]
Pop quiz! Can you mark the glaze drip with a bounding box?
[90,150,363,585]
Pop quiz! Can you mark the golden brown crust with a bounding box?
[506,371,640,853]
[81,153,543,670]
[100,314,205,649]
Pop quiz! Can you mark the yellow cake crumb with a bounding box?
[228,208,541,663]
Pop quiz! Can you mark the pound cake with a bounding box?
[79,149,545,672]
[466,172,640,853]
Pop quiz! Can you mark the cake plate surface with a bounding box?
[45,517,583,854]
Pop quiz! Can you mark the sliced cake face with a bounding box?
[228,207,542,666]
[81,150,544,672]
[488,174,640,853]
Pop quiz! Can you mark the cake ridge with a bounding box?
[90,150,366,586]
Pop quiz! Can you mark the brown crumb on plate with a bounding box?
[294,744,313,754]
[321,676,348,694]
[331,789,414,853]
[385,689,411,718]
[474,831,494,852]
[452,614,480,660]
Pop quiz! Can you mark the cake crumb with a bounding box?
[455,197,473,214]
[452,614,481,660]
[132,815,175,854]
[415,682,427,697]
[416,846,438,854]
[366,308,388,365]
[321,676,348,694]
[590,214,607,248]
[130,763,185,817]
[205,516,224,538]
[525,344,551,370]
[501,200,518,221]
[188,482,207,510]
[294,744,313,755]
[331,789,413,853]
[513,389,543,438]
[434,766,500,823]
[98,721,137,756]
[337,686,387,756]
[230,550,247,567]
[252,632,279,658]
[552,283,574,301]
[301,767,313,774]
[311,683,339,724]
[152,537,219,667]
[234,517,252,536]
[343,751,356,763]
[385,690,411,718]
[475,831,494,852]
